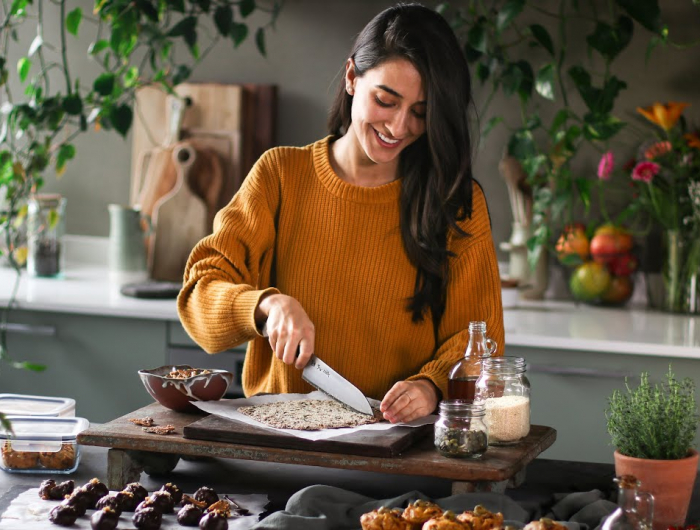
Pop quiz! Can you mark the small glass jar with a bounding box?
[475,356,530,445]
[27,194,67,278]
[434,400,488,459]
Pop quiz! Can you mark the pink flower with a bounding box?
[597,151,614,180]
[631,161,660,183]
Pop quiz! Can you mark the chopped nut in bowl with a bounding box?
[138,365,234,412]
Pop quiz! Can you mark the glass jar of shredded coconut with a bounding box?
[475,356,530,445]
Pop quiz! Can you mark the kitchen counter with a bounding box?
[1,236,699,358]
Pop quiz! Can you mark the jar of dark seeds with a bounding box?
[434,400,488,459]
[27,194,66,278]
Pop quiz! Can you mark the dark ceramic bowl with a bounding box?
[138,365,234,412]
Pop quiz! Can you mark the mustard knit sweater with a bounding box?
[177,136,505,400]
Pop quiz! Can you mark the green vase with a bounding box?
[648,229,700,313]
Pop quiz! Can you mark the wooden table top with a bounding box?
[78,403,557,483]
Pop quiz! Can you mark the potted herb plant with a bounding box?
[606,367,699,529]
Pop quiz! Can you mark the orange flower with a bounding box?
[644,141,672,160]
[636,102,690,131]
[685,132,700,150]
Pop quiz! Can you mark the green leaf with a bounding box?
[172,65,191,85]
[231,23,248,47]
[17,57,31,83]
[481,116,503,139]
[214,5,233,36]
[66,8,82,36]
[9,0,29,16]
[195,0,211,12]
[56,143,76,175]
[123,66,139,88]
[467,20,488,54]
[521,154,547,178]
[501,62,524,97]
[28,35,43,57]
[549,109,571,135]
[614,0,662,34]
[93,72,115,96]
[11,361,47,372]
[586,17,633,62]
[239,0,256,18]
[496,0,525,32]
[530,24,554,55]
[167,16,197,38]
[535,63,555,100]
[170,0,185,13]
[62,94,82,115]
[507,130,537,160]
[476,62,490,83]
[514,60,533,101]
[575,177,592,213]
[89,40,109,56]
[109,104,133,137]
[582,112,625,141]
[136,0,159,22]
[255,27,266,56]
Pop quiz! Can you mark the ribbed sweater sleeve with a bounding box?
[177,151,282,353]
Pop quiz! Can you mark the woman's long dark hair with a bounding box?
[328,3,475,341]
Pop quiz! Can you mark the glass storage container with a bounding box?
[434,400,488,459]
[475,356,530,445]
[0,416,89,474]
[27,194,67,278]
[0,394,76,417]
[447,321,497,402]
[601,475,654,530]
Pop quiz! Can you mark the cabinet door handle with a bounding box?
[1,323,57,336]
[528,363,632,379]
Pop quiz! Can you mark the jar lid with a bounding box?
[0,416,89,442]
[482,356,526,374]
[439,399,485,416]
[0,394,76,417]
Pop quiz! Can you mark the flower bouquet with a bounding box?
[599,102,700,313]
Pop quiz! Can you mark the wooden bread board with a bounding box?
[183,414,433,458]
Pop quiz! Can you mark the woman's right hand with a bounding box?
[256,293,315,369]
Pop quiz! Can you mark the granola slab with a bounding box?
[238,399,381,431]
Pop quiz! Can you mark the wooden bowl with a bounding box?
[138,365,234,412]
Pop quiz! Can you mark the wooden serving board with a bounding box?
[183,414,432,458]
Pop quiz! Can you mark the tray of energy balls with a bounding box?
[0,478,268,530]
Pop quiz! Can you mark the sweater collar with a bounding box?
[313,136,402,204]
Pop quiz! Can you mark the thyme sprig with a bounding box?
[607,367,699,460]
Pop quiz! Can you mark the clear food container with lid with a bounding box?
[0,393,76,417]
[0,416,89,474]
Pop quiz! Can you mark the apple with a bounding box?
[569,261,611,302]
[608,253,639,276]
[590,225,633,265]
[601,275,634,305]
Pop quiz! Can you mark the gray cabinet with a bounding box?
[0,309,167,422]
[509,345,700,464]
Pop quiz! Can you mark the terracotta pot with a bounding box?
[614,449,699,530]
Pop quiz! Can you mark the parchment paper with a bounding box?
[192,391,437,441]
[0,488,268,530]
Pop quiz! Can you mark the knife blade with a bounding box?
[261,323,374,416]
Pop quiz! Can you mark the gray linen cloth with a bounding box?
[251,485,616,530]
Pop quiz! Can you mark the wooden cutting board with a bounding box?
[183,414,433,458]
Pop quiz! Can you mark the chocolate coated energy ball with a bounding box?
[193,486,218,508]
[132,506,163,530]
[90,507,119,530]
[48,504,79,526]
[199,511,228,530]
[159,482,183,504]
[177,504,204,526]
[124,482,149,503]
[95,494,123,516]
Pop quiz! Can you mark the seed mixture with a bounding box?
[238,399,381,431]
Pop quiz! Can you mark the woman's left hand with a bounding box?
[380,379,439,424]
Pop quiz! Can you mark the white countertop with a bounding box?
[1,236,699,357]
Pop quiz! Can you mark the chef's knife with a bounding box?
[261,323,374,416]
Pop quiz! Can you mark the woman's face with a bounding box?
[346,57,427,167]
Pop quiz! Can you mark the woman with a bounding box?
[177,3,504,424]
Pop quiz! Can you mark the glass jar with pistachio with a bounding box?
[434,400,488,459]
